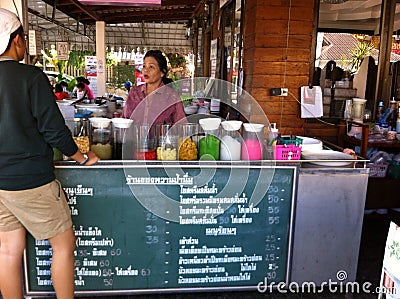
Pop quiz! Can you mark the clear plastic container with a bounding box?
[156,124,177,160]
[344,99,353,119]
[220,120,242,160]
[241,123,265,160]
[133,124,156,160]
[351,98,367,119]
[72,116,90,154]
[89,118,112,160]
[111,118,133,160]
[178,123,199,160]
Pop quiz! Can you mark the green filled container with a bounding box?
[387,160,400,179]
[199,134,220,160]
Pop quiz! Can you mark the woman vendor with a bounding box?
[122,50,186,125]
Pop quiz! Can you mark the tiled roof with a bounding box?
[319,33,400,62]
[319,33,359,60]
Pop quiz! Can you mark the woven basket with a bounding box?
[367,163,388,178]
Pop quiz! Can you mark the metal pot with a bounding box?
[75,103,108,117]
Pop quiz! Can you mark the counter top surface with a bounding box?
[54,159,368,167]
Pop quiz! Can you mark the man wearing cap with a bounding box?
[0,8,99,299]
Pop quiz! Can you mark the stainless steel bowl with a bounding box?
[75,103,108,117]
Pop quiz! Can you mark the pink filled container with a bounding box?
[241,123,265,160]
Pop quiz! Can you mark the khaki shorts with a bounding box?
[0,180,72,240]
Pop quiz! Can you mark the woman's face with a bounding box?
[142,56,163,85]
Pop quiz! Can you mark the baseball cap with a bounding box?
[0,8,22,55]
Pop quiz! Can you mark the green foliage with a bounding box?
[106,51,119,67]
[166,53,188,81]
[167,53,187,68]
[110,64,135,89]
[67,50,117,72]
[56,74,75,91]
[41,45,68,74]
[339,55,351,72]
[169,73,180,82]
[334,41,375,81]
[68,77,78,92]
[389,240,400,260]
[181,95,193,106]
[42,47,122,91]
[68,50,95,71]
[349,42,375,73]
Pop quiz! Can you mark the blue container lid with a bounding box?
[74,110,92,118]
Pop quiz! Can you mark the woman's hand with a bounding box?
[343,148,357,160]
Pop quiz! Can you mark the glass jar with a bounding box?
[377,99,385,121]
[389,100,399,130]
[89,118,112,160]
[241,123,265,160]
[220,120,242,160]
[178,123,199,160]
[396,118,400,133]
[133,124,156,160]
[344,99,352,119]
[72,116,90,154]
[199,118,221,160]
[351,98,367,120]
[111,118,133,160]
[156,124,177,160]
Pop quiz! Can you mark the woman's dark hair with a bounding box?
[76,76,90,85]
[54,83,63,93]
[76,82,85,89]
[5,25,24,53]
[144,50,172,85]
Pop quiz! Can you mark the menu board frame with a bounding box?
[23,161,298,297]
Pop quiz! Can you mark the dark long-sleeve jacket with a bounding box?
[0,60,77,190]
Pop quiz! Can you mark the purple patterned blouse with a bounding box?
[122,83,186,125]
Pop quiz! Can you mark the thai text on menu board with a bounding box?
[25,166,296,294]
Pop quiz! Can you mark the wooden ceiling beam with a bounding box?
[34,0,197,24]
[105,15,192,23]
[161,0,197,5]
[68,0,100,21]
[88,0,197,11]
[93,14,192,24]
[76,7,194,23]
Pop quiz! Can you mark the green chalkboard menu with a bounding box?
[23,162,297,296]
